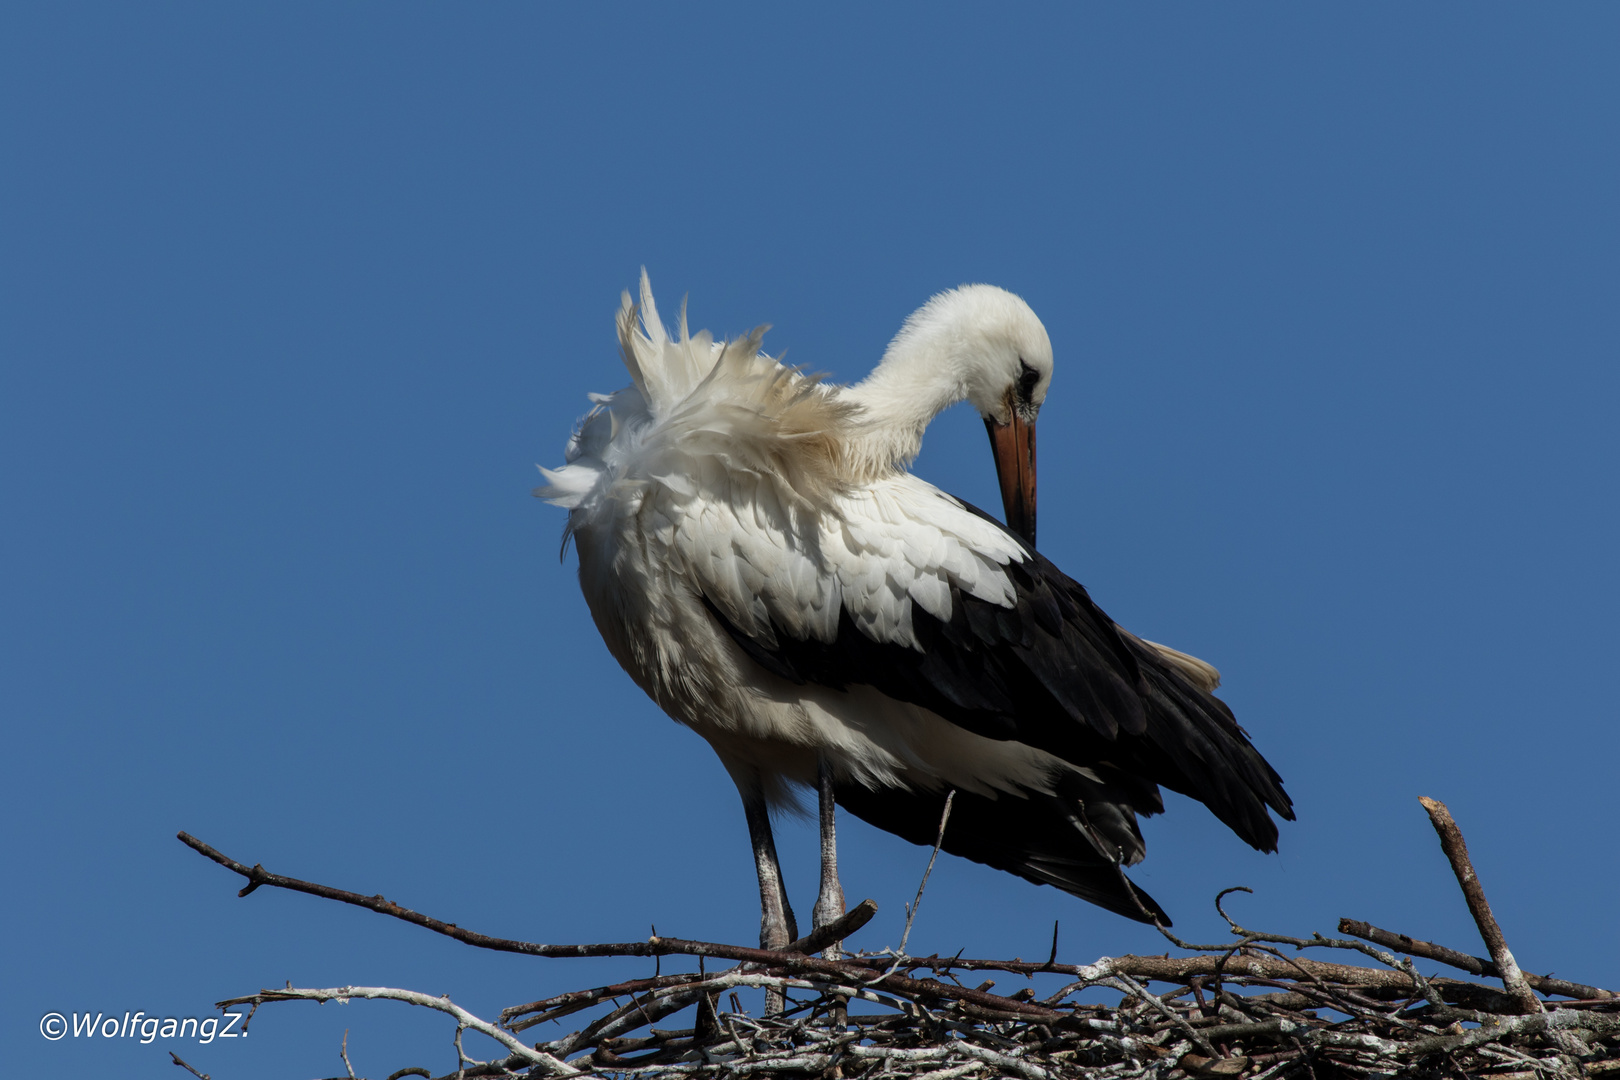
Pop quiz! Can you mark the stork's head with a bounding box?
[936,286,1054,427]
[955,287,1049,549]
[856,283,1053,544]
[888,284,1050,546]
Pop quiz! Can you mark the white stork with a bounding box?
[538,273,1293,956]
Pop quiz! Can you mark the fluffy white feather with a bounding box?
[537,272,1060,806]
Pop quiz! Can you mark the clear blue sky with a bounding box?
[5,5,1617,1076]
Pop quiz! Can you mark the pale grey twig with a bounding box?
[215,985,579,1077]
[899,790,955,957]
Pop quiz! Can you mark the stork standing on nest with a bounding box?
[538,273,1292,961]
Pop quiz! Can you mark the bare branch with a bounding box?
[1417,797,1542,1014]
[784,898,878,956]
[1339,917,1616,1001]
[899,790,955,956]
[214,985,580,1077]
[168,1053,209,1080]
[179,832,881,968]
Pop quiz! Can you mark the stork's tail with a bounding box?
[834,782,1172,925]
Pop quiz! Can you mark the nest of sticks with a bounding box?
[177,798,1617,1080]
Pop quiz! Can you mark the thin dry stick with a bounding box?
[1338,919,1615,1001]
[787,901,879,956]
[178,831,876,965]
[898,790,955,956]
[190,823,1601,1012]
[216,985,580,1076]
[183,832,1054,1022]
[168,1053,210,1080]
[1417,797,1541,1015]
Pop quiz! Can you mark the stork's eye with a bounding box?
[1017,359,1040,403]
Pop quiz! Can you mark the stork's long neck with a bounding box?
[842,326,970,477]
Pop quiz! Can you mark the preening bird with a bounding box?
[538,272,1293,956]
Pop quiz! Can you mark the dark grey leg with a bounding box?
[811,754,846,959]
[741,782,797,1013]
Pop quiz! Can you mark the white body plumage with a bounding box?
[540,276,1067,809]
[538,273,1290,935]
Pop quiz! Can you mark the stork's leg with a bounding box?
[741,786,796,1015]
[740,780,797,945]
[811,754,846,959]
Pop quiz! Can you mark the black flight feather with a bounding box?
[698,500,1294,919]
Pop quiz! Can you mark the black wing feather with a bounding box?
[699,502,1294,916]
[833,781,1172,925]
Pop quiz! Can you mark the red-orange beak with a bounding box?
[985,412,1037,546]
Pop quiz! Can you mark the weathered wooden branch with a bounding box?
[179,831,869,963]
[1338,918,1616,1001]
[1417,797,1542,1014]
[180,832,1057,1020]
[168,1052,210,1080]
[216,985,581,1076]
[784,900,877,956]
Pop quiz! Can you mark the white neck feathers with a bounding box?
[841,284,1051,478]
[843,321,970,475]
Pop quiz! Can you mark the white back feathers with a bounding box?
[537,271,1028,654]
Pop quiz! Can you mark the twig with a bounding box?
[1102,970,1217,1058]
[341,1028,358,1080]
[169,1053,210,1080]
[899,790,954,956]
[1417,797,1542,1014]
[454,1022,483,1078]
[214,985,581,1077]
[784,899,879,955]
[1338,918,1616,1001]
[180,831,883,970]
[1407,1007,1620,1057]
[504,972,728,1031]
